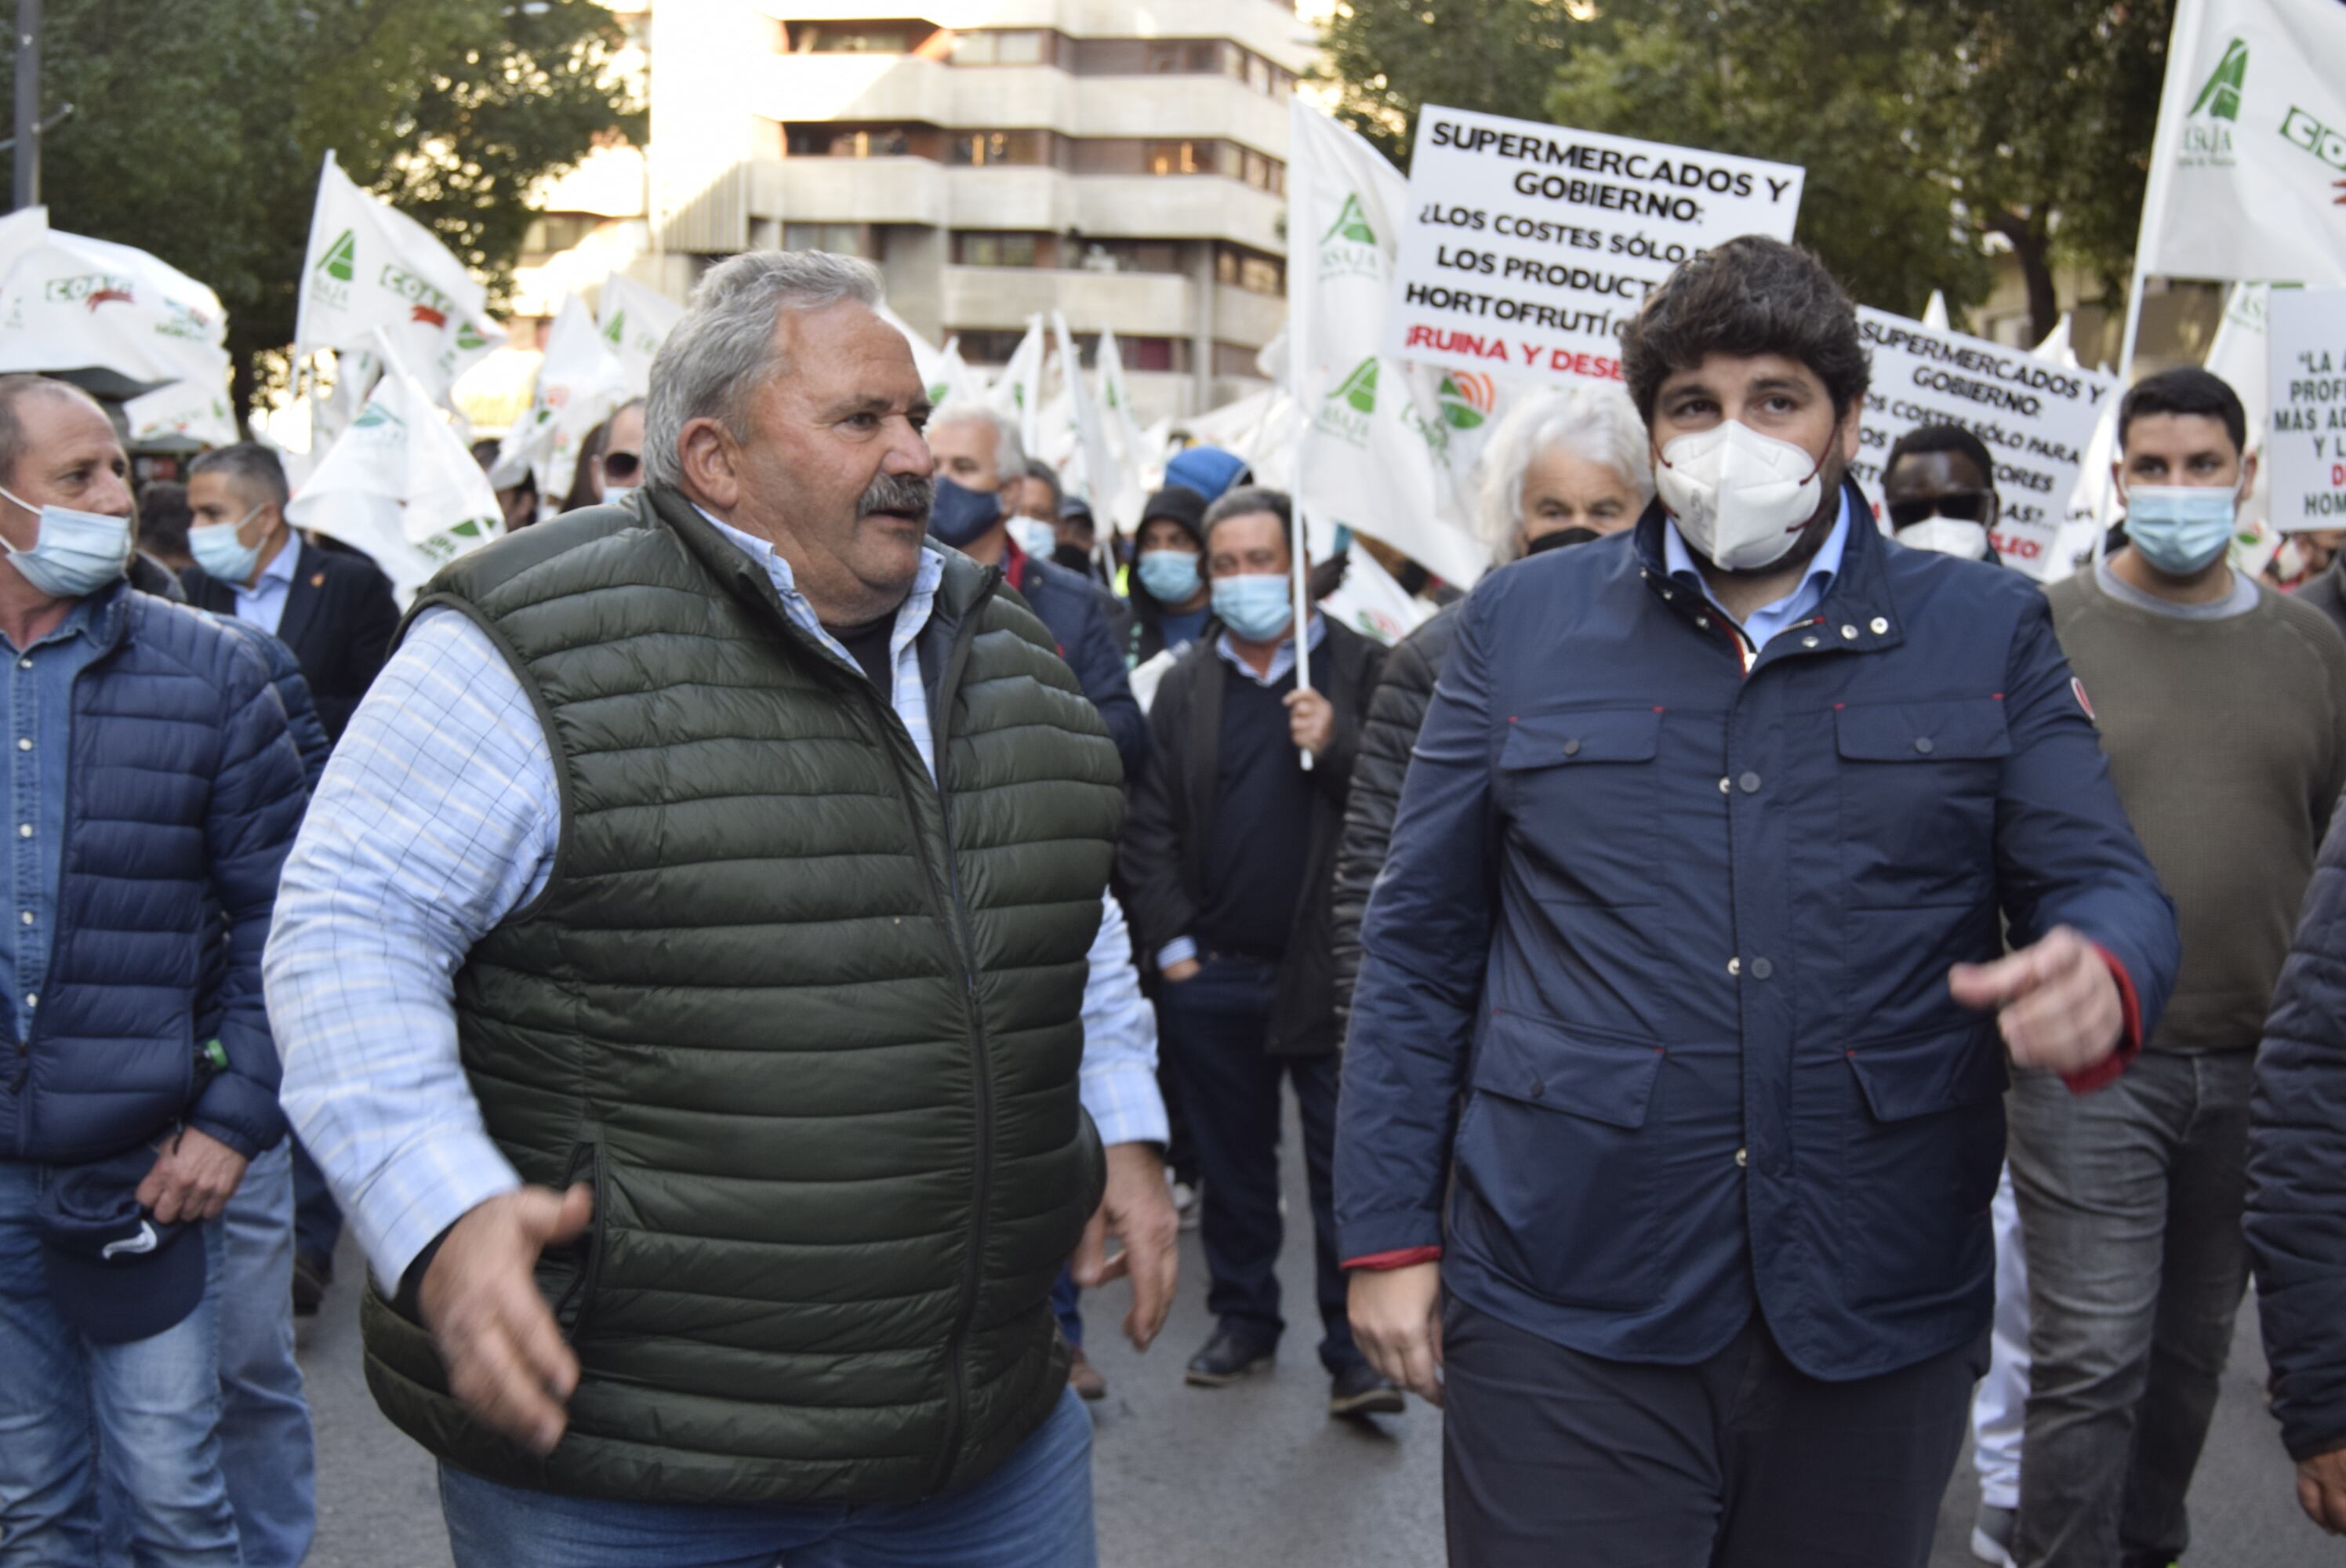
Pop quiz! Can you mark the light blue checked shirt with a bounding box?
[233,533,302,637]
[267,520,1164,1290]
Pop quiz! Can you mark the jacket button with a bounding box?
[1872,617,1890,634]
[1749,957,1774,981]
[1738,771,1761,793]
[1563,739,1582,757]
[1727,956,1741,977]
[1719,775,1730,794]
[1800,634,1820,648]
[1914,737,1935,755]
[1735,1147,1749,1168]
[14,738,27,752]
[1839,625,1858,641]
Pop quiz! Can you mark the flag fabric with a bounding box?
[1050,311,1124,520]
[123,376,238,450]
[1320,542,1435,647]
[286,337,507,603]
[2203,281,2282,568]
[2137,0,2346,286]
[594,273,683,397]
[294,153,505,405]
[990,317,1047,452]
[877,303,990,408]
[490,294,632,501]
[1093,327,1153,535]
[1287,100,1509,590]
[0,217,233,401]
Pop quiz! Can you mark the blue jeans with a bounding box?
[103,1139,316,1566]
[0,1159,239,1566]
[438,1385,1097,1568]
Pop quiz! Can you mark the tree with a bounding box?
[1318,0,2176,341]
[3,0,643,413]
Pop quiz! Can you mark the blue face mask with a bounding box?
[1136,549,1201,605]
[0,484,132,599]
[188,503,267,584]
[926,477,1001,550]
[1211,572,1295,642]
[2125,483,2239,576]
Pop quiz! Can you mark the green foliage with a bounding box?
[1319,0,2176,343]
[2,0,643,411]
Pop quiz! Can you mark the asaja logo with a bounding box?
[1313,357,1378,447]
[2181,38,2246,168]
[601,311,625,347]
[1436,372,1494,430]
[316,230,358,281]
[1318,191,1382,282]
[352,400,405,432]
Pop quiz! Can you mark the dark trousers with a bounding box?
[1441,1298,1981,1568]
[1155,954,1356,1372]
[289,1136,343,1268]
[2005,1051,2254,1568]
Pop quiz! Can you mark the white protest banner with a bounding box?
[1388,104,1804,386]
[595,272,682,397]
[0,224,231,397]
[2267,287,2346,529]
[287,336,507,603]
[2137,0,2346,289]
[1854,307,2117,579]
[294,153,504,407]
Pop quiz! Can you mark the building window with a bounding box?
[1145,140,1211,176]
[783,223,868,256]
[950,130,1048,167]
[952,329,1030,365]
[1146,40,1223,73]
[1123,336,1183,373]
[786,23,918,53]
[521,214,599,257]
[1214,342,1268,377]
[1216,246,1285,295]
[786,125,911,158]
[952,29,1049,67]
[954,231,1052,267]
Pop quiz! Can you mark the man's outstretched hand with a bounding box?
[1949,925,2123,1076]
[420,1184,593,1455]
[1073,1142,1179,1352]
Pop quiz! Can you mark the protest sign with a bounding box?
[1853,307,2117,579]
[2267,287,2346,529]
[1388,104,1803,386]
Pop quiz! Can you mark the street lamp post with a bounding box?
[11,0,38,211]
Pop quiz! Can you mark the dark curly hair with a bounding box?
[1620,236,1869,424]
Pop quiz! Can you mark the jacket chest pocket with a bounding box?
[1497,709,1661,909]
[1836,699,2009,909]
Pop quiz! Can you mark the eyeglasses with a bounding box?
[602,451,642,482]
[1887,490,1993,530]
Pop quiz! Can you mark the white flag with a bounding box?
[1094,327,1153,533]
[491,294,631,501]
[294,153,505,405]
[1320,542,1434,647]
[877,303,990,408]
[286,340,507,603]
[2137,0,2346,286]
[123,377,238,450]
[990,317,1047,452]
[1288,101,1507,590]
[594,273,682,398]
[0,221,232,398]
[1050,311,1124,518]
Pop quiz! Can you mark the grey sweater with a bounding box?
[2047,567,2346,1050]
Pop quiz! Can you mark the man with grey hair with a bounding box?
[924,401,1146,777]
[266,250,1177,1566]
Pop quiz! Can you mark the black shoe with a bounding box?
[1184,1328,1276,1387]
[1328,1360,1405,1419]
[292,1251,332,1317]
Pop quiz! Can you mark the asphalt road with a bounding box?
[297,1112,2337,1568]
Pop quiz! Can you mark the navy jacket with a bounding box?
[1005,545,1148,781]
[0,584,307,1164]
[1336,482,2178,1381]
[2249,804,2346,1460]
[183,535,400,741]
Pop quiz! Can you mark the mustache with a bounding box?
[859,473,933,520]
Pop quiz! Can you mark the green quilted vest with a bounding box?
[361,488,1124,1505]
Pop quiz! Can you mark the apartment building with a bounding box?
[511,1,1313,424]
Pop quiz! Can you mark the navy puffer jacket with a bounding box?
[0,583,306,1163]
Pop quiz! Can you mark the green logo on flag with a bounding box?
[602,311,625,347]
[352,401,405,431]
[1323,193,1376,248]
[317,230,358,281]
[928,379,952,404]
[455,320,487,351]
[1436,374,1489,430]
[1329,358,1378,414]
[2190,38,2247,122]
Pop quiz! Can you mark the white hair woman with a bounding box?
[1471,383,1655,564]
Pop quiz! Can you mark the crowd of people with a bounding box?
[9,231,2346,1568]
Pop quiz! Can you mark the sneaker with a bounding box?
[1184,1328,1276,1387]
[291,1251,332,1318]
[1970,1504,2016,1566]
[1328,1360,1405,1420]
[1066,1345,1107,1401]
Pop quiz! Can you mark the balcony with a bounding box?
[939,265,1194,336]
[754,156,951,226]
[753,2,1317,72]
[1075,175,1284,254]
[1213,284,1286,347]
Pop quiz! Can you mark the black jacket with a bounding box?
[183,535,400,740]
[1004,546,1149,781]
[1118,618,1385,1055]
[2299,558,2346,650]
[1329,601,1462,1030]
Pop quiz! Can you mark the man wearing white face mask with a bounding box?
[1882,424,2003,563]
[1338,237,2178,1567]
[0,374,307,1565]
[2005,367,2346,1568]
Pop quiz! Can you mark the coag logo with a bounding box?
[1313,358,1378,447]
[1436,372,1494,430]
[1318,191,1382,283]
[2279,106,2346,186]
[2181,38,2246,168]
[44,274,136,310]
